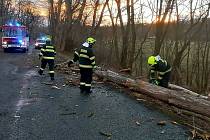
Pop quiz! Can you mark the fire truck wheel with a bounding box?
[22,48,27,53]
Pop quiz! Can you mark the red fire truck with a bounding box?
[0,23,29,52]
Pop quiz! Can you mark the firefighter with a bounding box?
[67,37,96,94]
[148,55,171,88]
[38,38,56,81]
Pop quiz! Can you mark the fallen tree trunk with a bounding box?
[55,62,210,132]
[94,69,210,119]
[169,84,209,99]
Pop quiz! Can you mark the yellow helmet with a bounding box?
[148,56,157,65]
[87,37,96,44]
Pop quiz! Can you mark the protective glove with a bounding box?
[155,80,159,85]
[92,66,97,72]
[149,79,159,85]
[67,60,73,67]
[152,80,159,85]
[39,54,42,60]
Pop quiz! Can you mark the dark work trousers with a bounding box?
[39,59,55,80]
[158,71,171,88]
[79,68,93,93]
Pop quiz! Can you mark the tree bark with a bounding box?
[154,0,175,55]
[115,0,130,68]
[128,0,136,70]
[107,3,119,63]
[94,69,210,118]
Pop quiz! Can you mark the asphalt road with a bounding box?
[0,47,191,140]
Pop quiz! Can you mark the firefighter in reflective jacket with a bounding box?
[38,39,56,81]
[148,55,171,88]
[67,37,96,94]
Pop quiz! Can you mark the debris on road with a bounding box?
[14,115,20,118]
[157,121,167,126]
[87,112,95,118]
[136,98,146,102]
[65,77,80,86]
[170,121,179,125]
[191,130,197,139]
[160,130,165,134]
[42,82,54,85]
[190,129,210,140]
[136,121,141,126]
[51,85,61,90]
[99,131,112,138]
[119,68,131,73]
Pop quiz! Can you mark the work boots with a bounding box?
[38,69,43,75]
[85,87,92,94]
[80,86,92,94]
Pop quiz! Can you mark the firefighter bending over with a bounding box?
[68,37,96,94]
[38,39,56,81]
[148,55,171,88]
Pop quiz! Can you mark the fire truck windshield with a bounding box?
[2,27,25,37]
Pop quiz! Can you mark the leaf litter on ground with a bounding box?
[99,131,112,138]
[87,112,95,118]
[51,85,61,89]
[157,121,167,126]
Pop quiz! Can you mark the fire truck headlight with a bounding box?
[19,40,24,45]
[3,41,7,44]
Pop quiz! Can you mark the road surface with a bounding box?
[0,47,190,140]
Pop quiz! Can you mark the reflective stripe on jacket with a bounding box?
[149,59,171,80]
[41,45,56,60]
[72,46,96,69]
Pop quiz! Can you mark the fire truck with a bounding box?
[0,23,29,53]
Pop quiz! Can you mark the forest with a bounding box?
[0,0,210,95]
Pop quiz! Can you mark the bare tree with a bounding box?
[107,2,120,64]
[127,0,136,70]
[154,0,175,55]
[171,1,210,86]
[90,0,109,35]
[114,0,131,68]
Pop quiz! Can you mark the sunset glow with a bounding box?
[30,0,209,25]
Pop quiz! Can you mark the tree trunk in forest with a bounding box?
[0,0,4,25]
[172,4,210,86]
[128,0,136,70]
[115,0,130,68]
[107,4,119,63]
[91,0,109,36]
[77,0,86,22]
[60,0,73,51]
[154,0,175,55]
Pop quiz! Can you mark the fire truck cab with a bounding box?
[0,23,29,53]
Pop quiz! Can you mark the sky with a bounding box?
[15,0,210,24]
